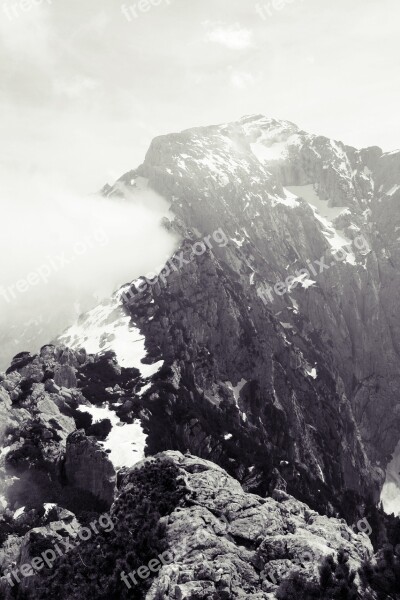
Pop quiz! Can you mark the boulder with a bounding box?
[64,430,116,506]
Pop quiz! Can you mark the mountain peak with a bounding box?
[238,113,299,130]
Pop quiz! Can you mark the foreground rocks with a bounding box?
[0,450,379,599]
[124,452,374,599]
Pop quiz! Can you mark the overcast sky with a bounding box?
[0,0,399,192]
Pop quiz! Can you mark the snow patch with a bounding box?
[286,184,347,221]
[286,185,355,264]
[14,506,25,519]
[271,188,300,209]
[306,367,317,379]
[381,439,400,516]
[44,503,57,516]
[288,273,317,291]
[225,379,247,404]
[77,404,146,469]
[387,185,400,196]
[0,446,11,460]
[59,289,163,377]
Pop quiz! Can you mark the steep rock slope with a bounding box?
[99,115,400,514]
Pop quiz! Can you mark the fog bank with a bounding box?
[0,170,178,370]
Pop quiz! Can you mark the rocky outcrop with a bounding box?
[6,451,374,600]
[122,452,374,599]
[17,508,80,592]
[0,505,80,598]
[0,344,141,514]
[64,430,116,506]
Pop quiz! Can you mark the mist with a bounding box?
[0,169,179,370]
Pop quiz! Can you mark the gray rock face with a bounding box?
[109,115,400,511]
[0,344,136,514]
[64,430,116,506]
[0,506,80,598]
[0,357,76,510]
[124,452,373,600]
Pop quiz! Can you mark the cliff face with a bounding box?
[103,115,400,514]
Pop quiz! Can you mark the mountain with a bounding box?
[104,114,400,511]
[1,115,400,598]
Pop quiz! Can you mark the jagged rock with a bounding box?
[124,452,374,599]
[14,508,80,593]
[0,534,23,573]
[53,364,77,389]
[64,430,116,505]
[43,379,60,394]
[1,116,400,598]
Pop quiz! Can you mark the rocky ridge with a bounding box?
[141,452,374,599]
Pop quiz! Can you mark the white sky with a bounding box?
[0,0,399,192]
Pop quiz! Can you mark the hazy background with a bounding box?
[0,167,178,368]
[0,0,399,367]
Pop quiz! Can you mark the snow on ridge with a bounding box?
[59,290,163,378]
[286,184,356,264]
[239,115,299,135]
[387,185,400,196]
[271,187,300,209]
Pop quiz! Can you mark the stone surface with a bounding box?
[64,430,116,506]
[132,452,374,599]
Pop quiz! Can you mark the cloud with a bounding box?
[0,168,179,369]
[0,0,52,64]
[53,76,99,99]
[204,22,253,50]
[230,70,256,88]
